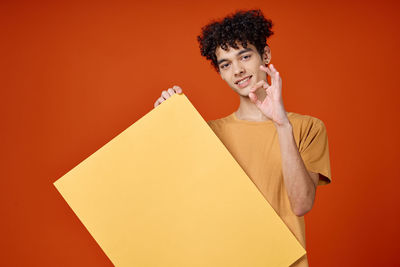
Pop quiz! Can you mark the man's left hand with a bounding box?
[249,64,290,127]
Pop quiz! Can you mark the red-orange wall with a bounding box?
[1,1,399,266]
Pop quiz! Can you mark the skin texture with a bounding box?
[154,43,320,216]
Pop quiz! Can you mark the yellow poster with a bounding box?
[54,94,305,266]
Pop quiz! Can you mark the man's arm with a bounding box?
[249,64,320,217]
[275,123,319,216]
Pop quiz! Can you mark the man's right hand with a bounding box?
[154,85,183,108]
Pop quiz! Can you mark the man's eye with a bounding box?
[220,63,230,69]
[242,55,251,60]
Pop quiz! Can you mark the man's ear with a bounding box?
[263,45,271,65]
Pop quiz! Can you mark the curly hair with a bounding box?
[197,9,274,72]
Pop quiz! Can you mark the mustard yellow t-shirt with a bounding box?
[207,112,331,267]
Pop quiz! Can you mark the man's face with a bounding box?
[215,43,269,97]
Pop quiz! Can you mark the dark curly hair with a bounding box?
[197,9,274,72]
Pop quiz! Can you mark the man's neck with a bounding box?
[235,89,271,122]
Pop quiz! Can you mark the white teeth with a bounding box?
[238,77,250,85]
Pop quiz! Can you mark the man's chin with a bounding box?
[233,89,251,97]
[230,84,253,97]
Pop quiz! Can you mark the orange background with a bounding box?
[1,0,399,266]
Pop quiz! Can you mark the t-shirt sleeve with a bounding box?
[299,118,332,186]
[206,120,214,131]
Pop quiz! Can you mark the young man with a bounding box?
[154,9,331,267]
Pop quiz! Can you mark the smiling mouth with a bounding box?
[235,76,252,84]
[235,75,252,88]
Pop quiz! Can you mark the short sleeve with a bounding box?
[299,119,332,186]
[206,120,216,132]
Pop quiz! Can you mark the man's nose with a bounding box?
[232,61,245,76]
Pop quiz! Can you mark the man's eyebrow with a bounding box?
[217,48,254,65]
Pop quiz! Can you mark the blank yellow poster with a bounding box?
[54,94,305,266]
